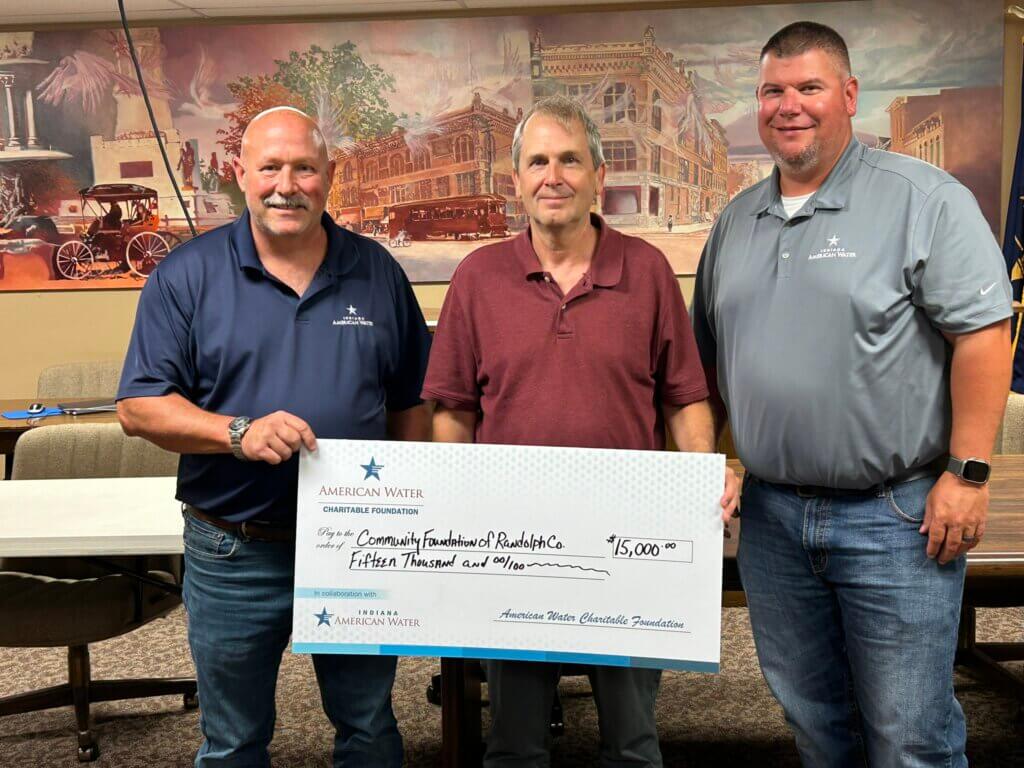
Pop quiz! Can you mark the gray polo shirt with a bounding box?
[692,138,1012,488]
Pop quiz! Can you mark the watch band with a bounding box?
[946,455,991,485]
[228,416,253,461]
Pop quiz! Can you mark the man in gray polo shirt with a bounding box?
[692,21,1012,768]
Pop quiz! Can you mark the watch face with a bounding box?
[229,416,250,433]
[962,460,990,483]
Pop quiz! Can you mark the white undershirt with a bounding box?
[781,193,814,218]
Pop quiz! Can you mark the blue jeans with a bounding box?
[181,512,402,767]
[737,475,967,768]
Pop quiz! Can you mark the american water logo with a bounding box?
[316,457,425,514]
[333,304,374,327]
[361,457,384,481]
[808,234,856,261]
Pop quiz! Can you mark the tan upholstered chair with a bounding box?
[993,391,1024,454]
[36,360,123,400]
[0,424,195,763]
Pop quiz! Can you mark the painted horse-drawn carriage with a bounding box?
[51,184,181,279]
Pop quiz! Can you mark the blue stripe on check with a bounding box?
[290,643,718,672]
[294,588,387,600]
[293,643,381,654]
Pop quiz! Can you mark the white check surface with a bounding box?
[293,440,724,672]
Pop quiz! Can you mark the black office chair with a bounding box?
[0,424,197,762]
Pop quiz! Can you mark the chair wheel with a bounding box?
[77,743,99,762]
[184,691,199,709]
[426,682,441,706]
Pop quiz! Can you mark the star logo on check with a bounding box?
[979,282,997,296]
[314,607,333,627]
[361,457,384,481]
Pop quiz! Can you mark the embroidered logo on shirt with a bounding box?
[980,282,998,296]
[808,234,857,261]
[332,304,374,327]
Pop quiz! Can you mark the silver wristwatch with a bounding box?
[228,416,253,461]
[946,455,991,485]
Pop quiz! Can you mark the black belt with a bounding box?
[184,505,295,543]
[756,457,946,499]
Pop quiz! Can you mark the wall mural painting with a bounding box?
[0,0,1003,289]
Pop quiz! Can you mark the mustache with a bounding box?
[262,192,310,209]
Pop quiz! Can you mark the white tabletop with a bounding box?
[0,476,184,557]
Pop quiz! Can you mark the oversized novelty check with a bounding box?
[292,440,725,672]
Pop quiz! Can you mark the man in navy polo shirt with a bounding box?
[423,95,739,767]
[117,107,430,767]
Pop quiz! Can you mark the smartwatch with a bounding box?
[946,455,991,485]
[228,416,253,461]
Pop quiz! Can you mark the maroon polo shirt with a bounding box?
[421,215,709,450]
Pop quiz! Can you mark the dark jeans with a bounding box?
[182,512,403,767]
[484,660,662,767]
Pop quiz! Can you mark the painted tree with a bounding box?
[272,42,400,146]
[218,43,399,162]
[217,75,299,159]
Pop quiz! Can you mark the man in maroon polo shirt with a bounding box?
[422,95,738,767]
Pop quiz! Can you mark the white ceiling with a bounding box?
[2,0,666,27]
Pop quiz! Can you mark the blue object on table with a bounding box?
[2,407,64,419]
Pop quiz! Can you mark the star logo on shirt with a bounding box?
[827,235,840,247]
[361,457,384,481]
[347,305,358,315]
[314,607,333,627]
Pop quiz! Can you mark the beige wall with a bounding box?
[0,3,1015,399]
[0,275,695,398]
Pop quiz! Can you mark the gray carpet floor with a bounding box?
[1,607,1021,767]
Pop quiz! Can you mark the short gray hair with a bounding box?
[512,95,605,170]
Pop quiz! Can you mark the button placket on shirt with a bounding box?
[295,267,336,326]
[540,272,592,339]
[778,219,801,279]
[559,274,595,338]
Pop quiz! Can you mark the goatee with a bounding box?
[771,143,820,175]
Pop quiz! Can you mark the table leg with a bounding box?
[441,658,482,768]
[956,605,1024,702]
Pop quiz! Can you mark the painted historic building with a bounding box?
[330,92,523,233]
[887,86,1001,230]
[528,25,729,228]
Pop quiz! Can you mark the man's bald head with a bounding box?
[240,107,328,163]
[231,105,335,242]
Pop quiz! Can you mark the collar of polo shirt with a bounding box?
[512,213,624,288]
[229,210,359,281]
[752,138,865,220]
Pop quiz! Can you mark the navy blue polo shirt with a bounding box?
[117,211,431,522]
